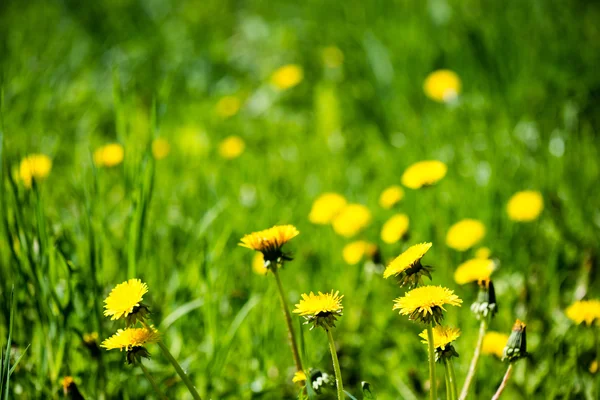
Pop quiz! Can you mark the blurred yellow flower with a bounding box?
[419,325,461,350]
[379,185,404,209]
[401,160,447,189]
[342,240,377,265]
[475,247,491,259]
[380,214,410,244]
[151,138,170,160]
[321,46,344,68]
[590,360,599,374]
[216,95,241,118]
[177,125,210,156]
[423,69,461,103]
[94,143,124,168]
[252,252,267,275]
[103,279,148,321]
[332,204,372,237]
[481,332,509,358]
[565,300,600,325]
[219,136,245,159]
[445,219,486,251]
[507,190,544,222]
[240,225,299,265]
[19,154,52,188]
[393,285,462,325]
[309,193,347,224]
[292,370,307,383]
[101,326,160,351]
[454,258,495,285]
[271,64,304,90]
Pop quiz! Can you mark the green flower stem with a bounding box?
[326,328,344,400]
[491,364,514,400]
[458,319,487,400]
[444,357,458,400]
[427,323,437,400]
[444,366,451,400]
[139,361,168,400]
[142,322,202,400]
[272,268,304,373]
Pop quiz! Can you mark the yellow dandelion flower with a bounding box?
[93,143,124,168]
[475,246,491,259]
[271,64,304,90]
[321,46,344,68]
[151,137,170,160]
[103,279,149,323]
[507,190,544,222]
[62,376,83,397]
[62,376,74,392]
[419,325,461,350]
[381,214,410,244]
[423,69,461,103]
[240,225,299,266]
[309,193,347,225]
[342,240,377,265]
[401,160,447,189]
[565,300,600,326]
[445,219,486,251]
[481,332,509,358]
[252,252,267,275]
[101,326,160,351]
[332,204,372,238]
[393,285,462,325]
[294,290,343,329]
[219,135,245,159]
[292,370,307,383]
[590,360,598,374]
[383,242,432,287]
[454,258,495,285]
[19,154,52,188]
[379,185,404,209]
[83,332,99,345]
[216,95,241,118]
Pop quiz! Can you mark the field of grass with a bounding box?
[1,0,600,399]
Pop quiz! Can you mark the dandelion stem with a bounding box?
[272,267,304,373]
[459,319,487,400]
[491,364,514,400]
[444,357,458,400]
[139,361,168,400]
[326,328,344,400]
[142,322,202,400]
[427,323,437,400]
[445,365,452,400]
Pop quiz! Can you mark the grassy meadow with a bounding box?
[1,0,600,398]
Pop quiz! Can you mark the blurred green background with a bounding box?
[1,0,600,398]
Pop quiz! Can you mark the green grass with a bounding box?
[1,0,600,398]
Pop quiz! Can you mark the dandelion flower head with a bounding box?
[419,325,461,351]
[393,285,462,325]
[423,69,461,103]
[271,64,304,90]
[507,190,543,222]
[401,160,447,189]
[482,331,509,358]
[332,203,371,237]
[219,135,245,159]
[152,138,170,160]
[216,95,241,118]
[94,143,124,168]
[379,185,404,209]
[383,242,432,287]
[454,258,495,285]
[101,326,160,351]
[19,154,52,188]
[240,225,299,265]
[103,279,149,321]
[446,219,486,251]
[381,214,410,244]
[342,240,377,265]
[566,300,600,326]
[294,290,344,329]
[309,193,347,225]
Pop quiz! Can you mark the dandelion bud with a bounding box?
[502,319,527,362]
[470,279,497,320]
[309,369,334,393]
[62,376,85,400]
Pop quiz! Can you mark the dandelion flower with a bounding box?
[292,370,307,384]
[309,193,347,224]
[294,290,343,329]
[102,326,160,364]
[379,185,404,209]
[62,376,84,397]
[393,285,462,325]
[401,160,447,189]
[475,246,491,259]
[445,219,486,251]
[342,240,377,265]
[321,46,344,68]
[271,64,303,90]
[590,360,599,374]
[419,325,461,361]
[19,154,52,188]
[332,204,371,237]
[507,190,543,222]
[103,279,149,324]
[423,70,461,103]
[152,138,170,160]
[219,135,245,159]
[383,242,433,288]
[502,319,527,362]
[239,225,299,266]
[252,252,268,275]
[94,143,124,167]
[216,95,241,118]
[565,300,600,326]
[381,214,410,244]
[454,258,495,285]
[481,332,509,358]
